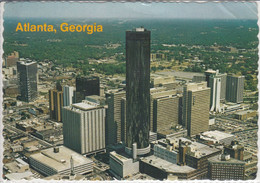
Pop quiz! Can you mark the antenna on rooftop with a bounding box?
[70,156,75,176]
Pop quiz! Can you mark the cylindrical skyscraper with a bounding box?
[125,27,150,155]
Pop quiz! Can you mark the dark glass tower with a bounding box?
[126,27,150,151]
[17,60,37,102]
[75,76,100,102]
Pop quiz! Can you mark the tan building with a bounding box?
[234,110,257,120]
[182,82,210,136]
[151,76,178,90]
[106,89,126,145]
[49,89,63,122]
[150,88,181,133]
[5,51,19,67]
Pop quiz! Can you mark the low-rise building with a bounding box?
[208,154,245,180]
[29,146,93,177]
[109,151,139,179]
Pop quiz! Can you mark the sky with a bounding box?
[4,2,258,20]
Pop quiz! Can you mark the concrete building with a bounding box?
[209,74,222,112]
[63,85,74,107]
[218,73,227,101]
[224,141,244,161]
[140,155,197,180]
[17,60,38,102]
[182,82,210,136]
[75,76,100,102]
[154,144,178,164]
[205,69,227,101]
[199,130,235,145]
[192,75,206,83]
[29,146,93,177]
[151,76,178,90]
[106,89,126,145]
[151,90,181,132]
[234,110,257,120]
[5,51,19,67]
[49,89,63,122]
[226,74,245,103]
[208,154,245,180]
[62,100,106,155]
[125,27,150,155]
[109,151,139,179]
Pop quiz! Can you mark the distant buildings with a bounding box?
[75,76,100,103]
[5,51,19,67]
[62,100,106,155]
[226,74,245,103]
[194,69,246,106]
[29,146,93,177]
[17,60,38,102]
[49,89,63,122]
[182,82,210,136]
[63,85,74,107]
[125,27,150,155]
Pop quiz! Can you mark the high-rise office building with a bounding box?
[226,74,244,103]
[75,76,100,103]
[62,100,106,155]
[182,82,210,136]
[209,74,222,112]
[17,60,37,102]
[125,27,150,155]
[150,89,181,133]
[205,69,227,102]
[49,89,63,122]
[218,73,227,101]
[63,85,75,107]
[106,89,126,145]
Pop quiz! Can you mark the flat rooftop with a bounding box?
[110,151,129,162]
[68,100,101,111]
[30,146,93,172]
[208,155,245,165]
[141,155,195,173]
[235,110,256,115]
[153,71,204,80]
[167,137,221,158]
[201,130,234,140]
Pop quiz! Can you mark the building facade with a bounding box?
[75,76,100,103]
[49,89,63,122]
[209,75,222,112]
[62,100,106,155]
[208,154,245,180]
[29,146,93,177]
[226,74,245,103]
[182,82,210,136]
[125,27,151,154]
[17,60,38,102]
[63,85,74,107]
[106,90,126,145]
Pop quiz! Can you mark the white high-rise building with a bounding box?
[63,85,74,106]
[62,100,106,155]
[209,75,222,112]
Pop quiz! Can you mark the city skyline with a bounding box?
[2,2,258,180]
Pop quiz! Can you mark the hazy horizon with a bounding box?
[4,2,257,20]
